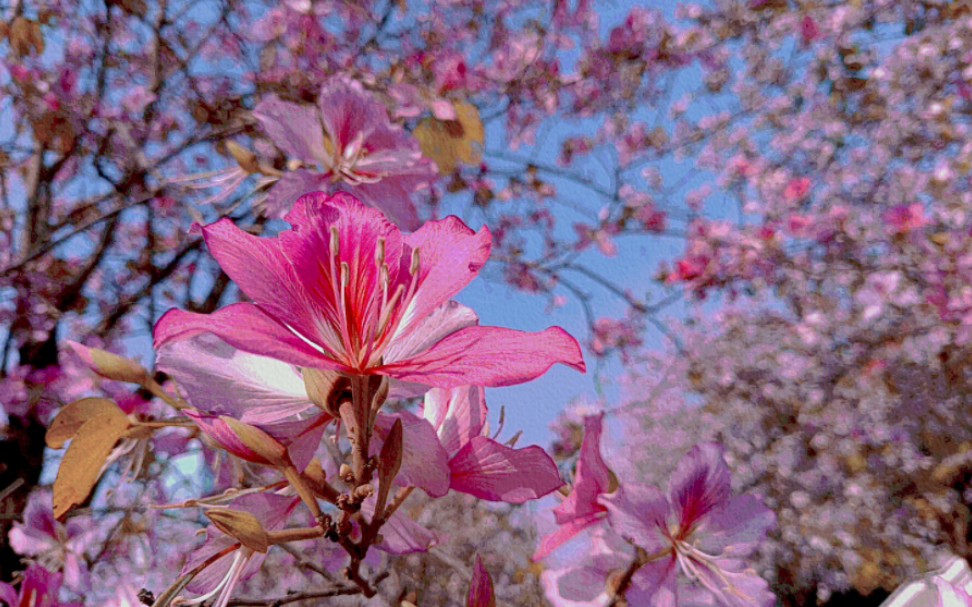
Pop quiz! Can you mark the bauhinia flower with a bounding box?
[253,76,437,228]
[419,385,563,503]
[8,492,92,593]
[534,412,611,561]
[0,565,79,607]
[599,443,776,607]
[154,192,585,389]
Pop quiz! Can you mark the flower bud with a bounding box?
[206,508,270,553]
[65,341,150,385]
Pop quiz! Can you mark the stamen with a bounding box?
[330,226,340,259]
[178,551,244,605]
[375,238,386,268]
[410,248,421,275]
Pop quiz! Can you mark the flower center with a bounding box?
[325,131,383,186]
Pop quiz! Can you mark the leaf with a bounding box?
[414,100,484,175]
[206,508,270,553]
[47,398,124,449]
[53,409,131,520]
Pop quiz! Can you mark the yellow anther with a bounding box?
[330,226,340,258]
[410,247,421,275]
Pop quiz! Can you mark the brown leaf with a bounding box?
[206,508,269,553]
[414,100,485,175]
[47,398,125,449]
[53,409,131,520]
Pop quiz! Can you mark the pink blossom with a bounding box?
[253,76,436,228]
[534,413,611,561]
[884,203,929,234]
[8,492,92,592]
[0,565,79,607]
[783,177,811,203]
[155,192,585,389]
[599,443,776,607]
[419,386,563,503]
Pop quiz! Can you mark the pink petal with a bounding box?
[599,484,671,555]
[343,178,423,231]
[382,300,478,365]
[696,494,776,558]
[360,498,438,554]
[194,218,337,352]
[185,412,270,465]
[157,334,316,423]
[468,555,495,607]
[533,514,604,562]
[668,443,732,534]
[692,556,776,607]
[19,566,63,607]
[381,325,586,388]
[421,385,487,456]
[625,558,679,607]
[252,96,327,164]
[317,76,391,151]
[261,171,327,219]
[154,304,343,372]
[555,413,610,524]
[261,415,329,472]
[449,436,563,504]
[0,582,18,607]
[373,412,451,497]
[398,217,491,339]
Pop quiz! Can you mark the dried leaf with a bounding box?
[47,398,125,449]
[414,100,484,175]
[53,409,131,520]
[206,508,269,553]
[376,418,404,515]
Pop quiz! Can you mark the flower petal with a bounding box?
[381,325,586,388]
[422,385,487,456]
[157,334,315,423]
[625,558,678,607]
[261,171,328,219]
[449,436,563,504]
[555,413,610,524]
[533,514,604,562]
[668,443,732,535]
[696,495,776,558]
[397,217,491,337]
[252,96,327,164]
[382,300,478,365]
[600,484,671,554]
[373,412,451,497]
[691,556,776,607]
[154,304,343,372]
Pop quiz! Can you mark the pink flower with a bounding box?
[534,413,611,561]
[154,192,585,389]
[157,334,329,471]
[8,492,92,593]
[783,177,811,203]
[0,565,78,607]
[253,76,437,228]
[599,444,776,607]
[179,494,299,607]
[418,385,563,503]
[884,203,929,234]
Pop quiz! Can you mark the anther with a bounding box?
[330,226,340,258]
[375,238,386,268]
[410,248,421,275]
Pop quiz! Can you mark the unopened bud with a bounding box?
[66,341,150,385]
[352,484,374,501]
[225,140,260,174]
[221,416,289,467]
[206,508,270,553]
[339,463,354,483]
[303,368,350,418]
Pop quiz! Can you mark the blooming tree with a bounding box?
[2,1,971,606]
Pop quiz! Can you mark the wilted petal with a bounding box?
[449,436,562,503]
[155,304,340,372]
[382,325,585,388]
[668,443,732,534]
[252,96,327,164]
[422,385,487,456]
[157,334,315,423]
[373,412,451,497]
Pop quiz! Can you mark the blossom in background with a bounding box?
[0,565,79,607]
[253,76,437,228]
[534,413,611,561]
[600,443,776,607]
[8,492,92,593]
[467,555,496,607]
[155,192,585,389]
